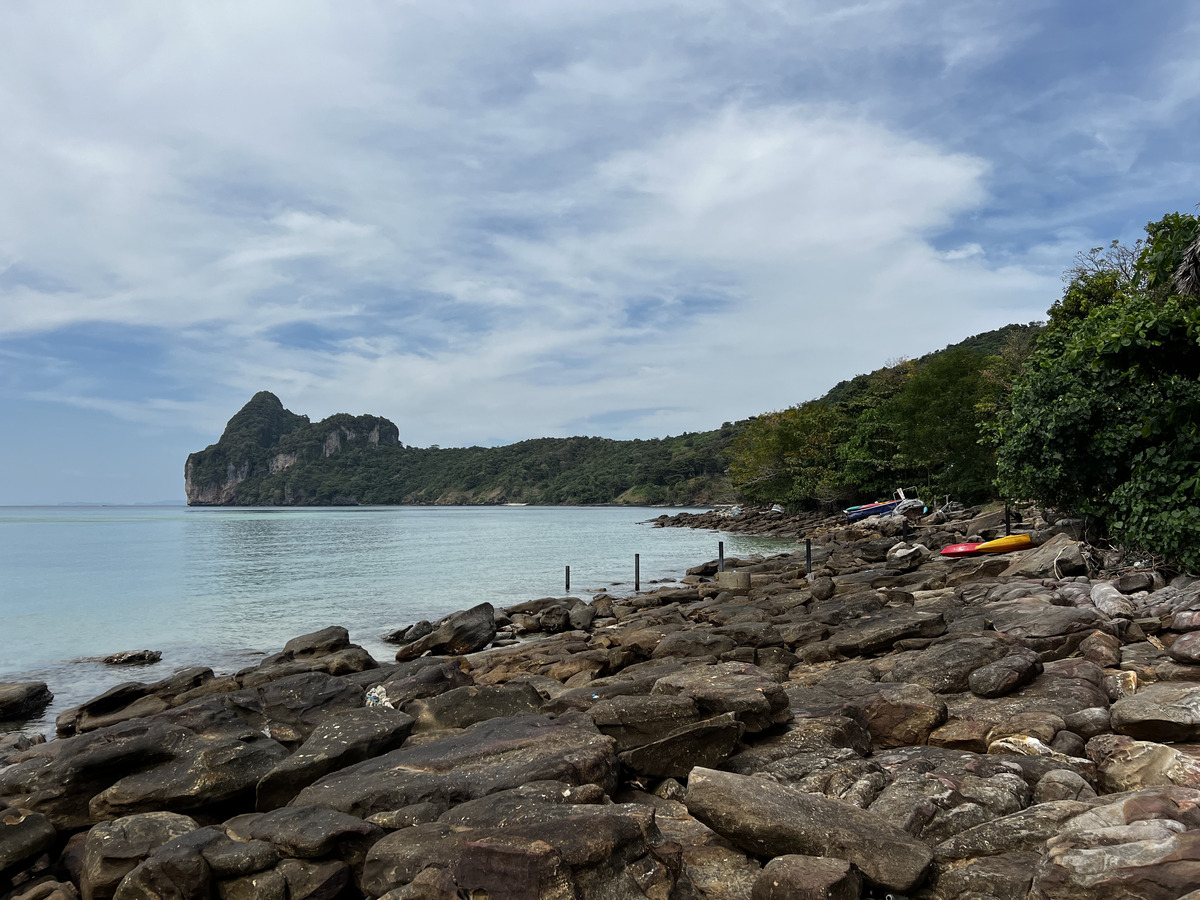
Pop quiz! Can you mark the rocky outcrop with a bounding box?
[14,505,1200,899]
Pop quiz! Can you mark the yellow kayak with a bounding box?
[976,533,1033,553]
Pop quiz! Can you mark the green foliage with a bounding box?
[995,208,1200,569]
[729,403,844,508]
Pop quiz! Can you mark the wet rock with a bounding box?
[102,651,162,667]
[0,683,53,722]
[685,767,933,892]
[238,627,378,688]
[80,812,199,900]
[112,827,224,900]
[256,707,414,811]
[394,603,496,662]
[365,660,472,709]
[292,712,618,819]
[751,855,860,900]
[228,805,381,870]
[216,671,366,747]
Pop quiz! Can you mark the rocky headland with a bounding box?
[3,504,1200,900]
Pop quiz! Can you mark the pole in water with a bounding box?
[1005,503,1011,536]
[635,554,640,591]
[718,541,725,573]
[565,565,570,593]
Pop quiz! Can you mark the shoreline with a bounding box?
[3,502,1198,898]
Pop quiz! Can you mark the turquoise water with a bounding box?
[0,506,792,732]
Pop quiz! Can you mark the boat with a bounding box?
[941,543,983,558]
[976,533,1033,553]
[844,488,916,522]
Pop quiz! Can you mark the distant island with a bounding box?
[184,323,1035,508]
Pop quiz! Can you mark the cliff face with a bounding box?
[184,393,402,506]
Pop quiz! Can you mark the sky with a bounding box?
[1,1,1198,504]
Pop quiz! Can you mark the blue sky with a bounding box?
[1,1,1198,503]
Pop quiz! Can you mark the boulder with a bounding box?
[751,855,861,900]
[619,713,744,779]
[0,683,53,721]
[0,806,57,878]
[999,533,1087,578]
[850,684,947,748]
[968,647,1043,698]
[362,782,678,899]
[217,672,366,747]
[587,695,704,752]
[102,652,162,667]
[650,663,790,733]
[256,707,415,811]
[1087,733,1200,793]
[394,604,496,662]
[1111,682,1200,741]
[404,683,544,732]
[882,634,1014,694]
[291,713,618,819]
[364,660,472,709]
[685,768,933,892]
[80,812,198,900]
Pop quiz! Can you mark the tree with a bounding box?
[729,403,844,508]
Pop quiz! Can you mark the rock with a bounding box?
[256,707,415,811]
[999,533,1087,578]
[1080,630,1122,667]
[851,684,947,748]
[1169,631,1200,664]
[10,882,79,900]
[218,671,366,747]
[112,827,223,900]
[362,782,677,898]
[685,768,933,892]
[984,600,1109,642]
[291,713,618,819]
[102,651,162,667]
[1030,787,1200,900]
[0,683,53,721]
[365,660,472,709]
[275,859,352,900]
[935,800,1096,861]
[1117,572,1156,594]
[228,806,381,867]
[619,713,744,779]
[651,663,790,733]
[883,635,1014,694]
[968,648,1043,698]
[751,855,861,900]
[1087,733,1200,793]
[394,603,496,662]
[80,812,198,900]
[1111,682,1200,741]
[0,807,57,877]
[828,609,947,656]
[1091,582,1137,618]
[587,695,704,752]
[1033,769,1097,803]
[404,683,544,732]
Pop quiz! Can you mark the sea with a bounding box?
[0,505,794,734]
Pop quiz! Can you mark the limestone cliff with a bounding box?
[185,392,401,506]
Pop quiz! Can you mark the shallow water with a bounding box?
[0,505,792,733]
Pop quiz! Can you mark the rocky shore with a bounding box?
[3,504,1200,899]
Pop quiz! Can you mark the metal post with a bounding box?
[718,541,725,573]
[635,554,640,592]
[805,538,812,574]
[903,519,909,542]
[565,566,570,593]
[1005,503,1011,536]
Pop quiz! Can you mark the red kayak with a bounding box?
[941,543,983,557]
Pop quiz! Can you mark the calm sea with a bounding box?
[0,506,792,734]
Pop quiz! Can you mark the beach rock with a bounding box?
[651,663,790,733]
[80,812,198,900]
[1111,682,1200,741]
[852,683,947,748]
[404,683,544,732]
[111,827,224,900]
[10,882,79,900]
[0,714,289,830]
[361,782,677,899]
[217,672,365,747]
[1034,769,1097,803]
[619,712,744,779]
[0,683,53,721]
[102,651,162,667]
[255,707,415,811]
[291,712,617,819]
[968,647,1044,698]
[1030,787,1200,900]
[685,767,933,892]
[828,609,947,656]
[984,600,1109,642]
[1168,631,1200,665]
[751,855,861,900]
[1087,733,1200,793]
[0,807,57,879]
[394,603,496,662]
[882,634,1013,694]
[227,805,381,869]
[934,799,1096,861]
[365,659,472,709]
[587,695,704,752]
[1000,533,1087,578]
[275,858,351,900]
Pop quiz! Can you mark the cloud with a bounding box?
[0,0,1197,501]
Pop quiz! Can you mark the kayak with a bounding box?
[976,533,1034,553]
[941,543,982,557]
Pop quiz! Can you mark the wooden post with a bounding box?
[635,554,640,592]
[565,565,570,593]
[718,541,725,573]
